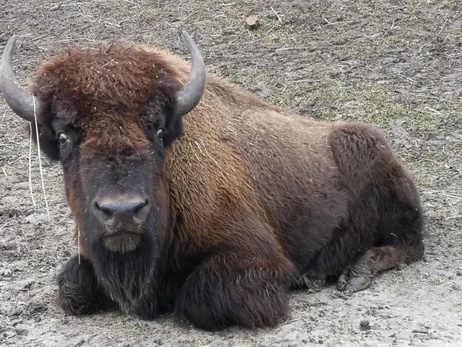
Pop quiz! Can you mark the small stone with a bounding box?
[360,320,371,331]
[0,268,13,277]
[245,16,260,29]
[15,328,28,336]
[9,308,23,317]
[456,270,461,276]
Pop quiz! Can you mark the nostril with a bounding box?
[95,201,114,217]
[92,201,113,223]
[93,197,150,217]
[134,199,149,214]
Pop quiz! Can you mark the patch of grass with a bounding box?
[278,81,436,128]
[136,8,160,21]
[430,277,445,285]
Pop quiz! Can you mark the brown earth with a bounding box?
[0,0,461,346]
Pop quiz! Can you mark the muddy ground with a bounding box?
[0,0,461,346]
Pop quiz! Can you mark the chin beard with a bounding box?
[88,233,158,313]
[102,232,142,253]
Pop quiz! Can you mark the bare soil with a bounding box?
[1,0,461,346]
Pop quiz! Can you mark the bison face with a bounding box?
[54,98,171,254]
[0,32,206,255]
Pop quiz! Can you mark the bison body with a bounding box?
[0,33,424,331]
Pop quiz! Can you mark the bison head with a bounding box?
[0,32,206,256]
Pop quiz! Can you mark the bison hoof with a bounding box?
[337,272,371,293]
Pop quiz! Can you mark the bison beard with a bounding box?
[0,33,426,331]
[89,236,159,317]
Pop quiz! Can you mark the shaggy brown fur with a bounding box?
[24,40,425,331]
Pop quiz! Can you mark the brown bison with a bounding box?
[0,32,425,331]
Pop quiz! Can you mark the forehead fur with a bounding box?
[30,42,182,117]
[28,42,184,154]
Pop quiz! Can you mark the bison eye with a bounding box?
[156,128,165,139]
[58,132,69,146]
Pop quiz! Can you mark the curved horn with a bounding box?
[0,35,35,122]
[175,31,206,117]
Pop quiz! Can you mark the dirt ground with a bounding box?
[0,0,461,346]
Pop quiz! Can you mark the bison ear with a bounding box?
[143,92,184,148]
[163,117,183,148]
[162,101,184,148]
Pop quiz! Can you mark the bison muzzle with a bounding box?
[0,32,425,331]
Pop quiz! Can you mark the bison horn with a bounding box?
[0,35,36,122]
[175,31,206,117]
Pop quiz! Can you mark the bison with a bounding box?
[0,32,425,331]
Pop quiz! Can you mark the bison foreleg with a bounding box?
[57,255,115,315]
[174,251,291,331]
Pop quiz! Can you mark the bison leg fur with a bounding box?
[290,273,326,293]
[329,123,425,293]
[175,252,291,331]
[57,255,115,316]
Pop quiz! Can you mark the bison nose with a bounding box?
[92,195,151,226]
